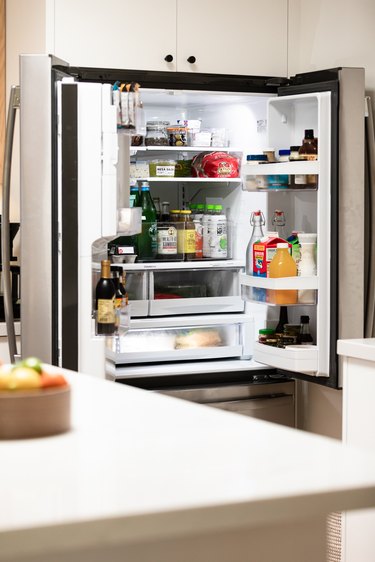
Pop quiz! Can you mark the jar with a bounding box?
[258,328,276,344]
[166,125,187,147]
[145,121,169,146]
[244,154,268,190]
[149,160,176,177]
[263,148,276,162]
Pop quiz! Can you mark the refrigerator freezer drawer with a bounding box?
[107,345,243,364]
[149,296,244,316]
[253,342,318,374]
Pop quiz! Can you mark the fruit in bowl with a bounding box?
[0,358,71,440]
[0,357,69,391]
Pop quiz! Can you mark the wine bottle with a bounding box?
[96,260,116,335]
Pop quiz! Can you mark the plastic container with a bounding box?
[166,125,187,146]
[244,154,268,190]
[149,160,176,177]
[145,121,169,146]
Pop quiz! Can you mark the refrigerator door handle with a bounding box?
[2,85,20,363]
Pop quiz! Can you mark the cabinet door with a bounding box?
[176,0,287,76]
[53,0,177,71]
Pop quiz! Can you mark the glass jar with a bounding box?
[258,328,276,344]
[145,121,169,146]
[244,154,268,190]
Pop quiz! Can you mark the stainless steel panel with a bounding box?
[20,55,54,362]
[209,395,295,427]
[159,380,295,403]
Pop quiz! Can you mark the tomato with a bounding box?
[40,372,68,388]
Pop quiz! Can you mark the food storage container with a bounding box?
[145,121,169,146]
[149,160,176,177]
[166,125,187,146]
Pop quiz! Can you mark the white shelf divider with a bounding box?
[240,273,318,290]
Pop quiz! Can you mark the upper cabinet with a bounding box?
[52,0,178,71]
[50,0,287,76]
[176,0,287,76]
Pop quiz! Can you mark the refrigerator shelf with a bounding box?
[131,146,242,153]
[106,344,244,364]
[240,273,318,290]
[136,177,241,183]
[253,342,318,374]
[94,260,245,271]
[242,186,318,193]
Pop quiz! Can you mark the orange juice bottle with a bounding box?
[268,243,297,305]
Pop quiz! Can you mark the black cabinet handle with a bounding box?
[187,56,196,64]
[164,54,174,63]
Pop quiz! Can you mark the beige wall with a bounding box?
[289,0,375,438]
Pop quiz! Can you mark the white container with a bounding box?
[209,215,228,259]
[298,242,317,304]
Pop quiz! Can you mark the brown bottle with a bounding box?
[298,129,318,188]
[179,210,196,261]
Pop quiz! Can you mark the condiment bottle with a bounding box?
[300,315,314,344]
[268,243,297,305]
[95,260,116,335]
[179,210,196,260]
[296,129,318,188]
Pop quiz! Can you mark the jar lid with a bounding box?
[279,149,291,156]
[247,154,267,161]
[290,145,300,151]
[170,210,181,214]
[259,328,275,335]
[146,121,169,130]
[180,210,192,215]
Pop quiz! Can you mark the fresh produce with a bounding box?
[0,358,68,391]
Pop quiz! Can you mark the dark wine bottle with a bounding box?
[275,306,289,335]
[300,315,313,343]
[96,259,116,335]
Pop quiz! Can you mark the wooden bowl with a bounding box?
[0,385,71,440]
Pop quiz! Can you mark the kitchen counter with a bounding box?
[2,369,375,562]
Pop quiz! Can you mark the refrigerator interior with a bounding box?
[99,86,328,380]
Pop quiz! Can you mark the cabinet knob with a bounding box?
[164,54,174,63]
[187,56,196,64]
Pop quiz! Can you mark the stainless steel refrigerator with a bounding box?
[2,54,366,391]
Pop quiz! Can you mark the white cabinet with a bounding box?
[52,0,178,71]
[338,339,375,562]
[176,0,288,76]
[45,0,288,75]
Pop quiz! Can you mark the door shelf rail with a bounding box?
[253,342,318,375]
[242,161,320,176]
[240,273,318,290]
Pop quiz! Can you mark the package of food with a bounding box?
[174,159,192,177]
[191,152,240,178]
[167,125,187,146]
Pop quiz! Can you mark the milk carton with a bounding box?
[253,236,289,277]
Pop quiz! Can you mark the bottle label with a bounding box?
[157,226,177,255]
[194,222,203,258]
[209,220,228,258]
[178,229,196,254]
[97,298,115,324]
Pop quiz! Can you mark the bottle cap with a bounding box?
[259,328,275,335]
[290,146,301,151]
[180,210,192,215]
[277,243,289,249]
[304,129,314,138]
[300,315,310,323]
[279,149,291,156]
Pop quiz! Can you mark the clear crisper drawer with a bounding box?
[150,268,244,315]
[125,271,148,316]
[105,315,253,364]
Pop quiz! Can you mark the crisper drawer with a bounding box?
[125,271,148,317]
[106,314,253,365]
[149,268,244,316]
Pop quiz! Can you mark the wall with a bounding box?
[5,0,47,224]
[289,0,375,438]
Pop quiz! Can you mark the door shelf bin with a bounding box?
[240,273,318,305]
[253,342,318,374]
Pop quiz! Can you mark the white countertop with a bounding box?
[2,369,375,560]
[337,338,375,362]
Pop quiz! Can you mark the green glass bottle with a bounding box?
[138,182,157,260]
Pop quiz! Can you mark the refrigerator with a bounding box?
[4,55,365,392]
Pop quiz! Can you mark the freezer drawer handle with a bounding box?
[187,56,196,64]
[164,54,174,63]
